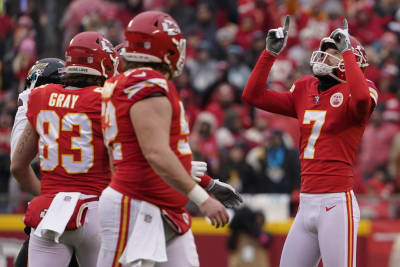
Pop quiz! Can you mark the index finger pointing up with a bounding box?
[283,15,290,33]
[343,18,348,31]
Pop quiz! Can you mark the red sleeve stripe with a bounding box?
[368,87,378,105]
[123,78,168,99]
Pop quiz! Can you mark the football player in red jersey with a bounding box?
[97,11,230,267]
[11,58,80,267]
[11,31,119,267]
[242,17,378,267]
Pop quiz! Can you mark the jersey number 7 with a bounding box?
[303,110,326,159]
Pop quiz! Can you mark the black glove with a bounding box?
[266,15,290,56]
[329,19,352,53]
[207,179,243,208]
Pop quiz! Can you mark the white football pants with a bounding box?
[280,191,360,267]
[28,201,101,267]
[96,186,199,267]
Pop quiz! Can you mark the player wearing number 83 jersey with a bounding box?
[11,31,119,267]
[26,83,110,194]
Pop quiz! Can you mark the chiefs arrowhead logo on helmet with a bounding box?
[123,11,186,78]
[100,39,115,54]
[161,19,181,36]
[65,32,119,79]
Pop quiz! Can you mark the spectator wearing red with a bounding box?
[190,112,220,175]
[235,12,258,51]
[359,104,399,177]
[206,83,250,128]
[389,132,400,192]
[244,109,270,149]
[216,109,244,150]
[358,167,393,219]
[349,4,391,45]
[383,89,400,124]
[179,87,200,131]
[61,0,116,50]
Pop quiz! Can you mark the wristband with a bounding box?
[188,184,209,206]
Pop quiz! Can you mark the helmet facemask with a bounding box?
[310,37,369,83]
[171,37,186,77]
[310,50,342,77]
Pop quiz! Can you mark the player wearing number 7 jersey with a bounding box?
[11,31,119,267]
[242,17,378,267]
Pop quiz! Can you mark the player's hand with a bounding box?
[199,197,229,228]
[191,161,207,183]
[207,179,243,208]
[266,15,290,56]
[329,19,352,53]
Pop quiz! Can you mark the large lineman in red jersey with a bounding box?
[97,11,229,267]
[242,17,376,267]
[102,68,191,211]
[99,69,201,266]
[26,84,110,195]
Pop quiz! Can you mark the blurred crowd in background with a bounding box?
[0,0,400,219]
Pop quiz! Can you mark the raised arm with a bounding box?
[242,51,297,117]
[330,19,374,122]
[242,15,297,118]
[343,51,372,121]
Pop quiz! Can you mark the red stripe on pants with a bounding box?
[112,196,130,267]
[346,192,354,267]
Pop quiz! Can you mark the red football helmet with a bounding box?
[310,35,368,82]
[123,11,186,77]
[65,32,119,79]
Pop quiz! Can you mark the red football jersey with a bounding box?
[26,84,111,196]
[101,68,191,211]
[291,76,378,193]
[243,50,379,193]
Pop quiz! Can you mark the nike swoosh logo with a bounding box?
[133,72,146,77]
[326,205,336,212]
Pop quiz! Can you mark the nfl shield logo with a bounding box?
[144,214,152,223]
[314,96,320,104]
[144,42,151,50]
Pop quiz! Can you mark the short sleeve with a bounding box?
[122,70,170,106]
